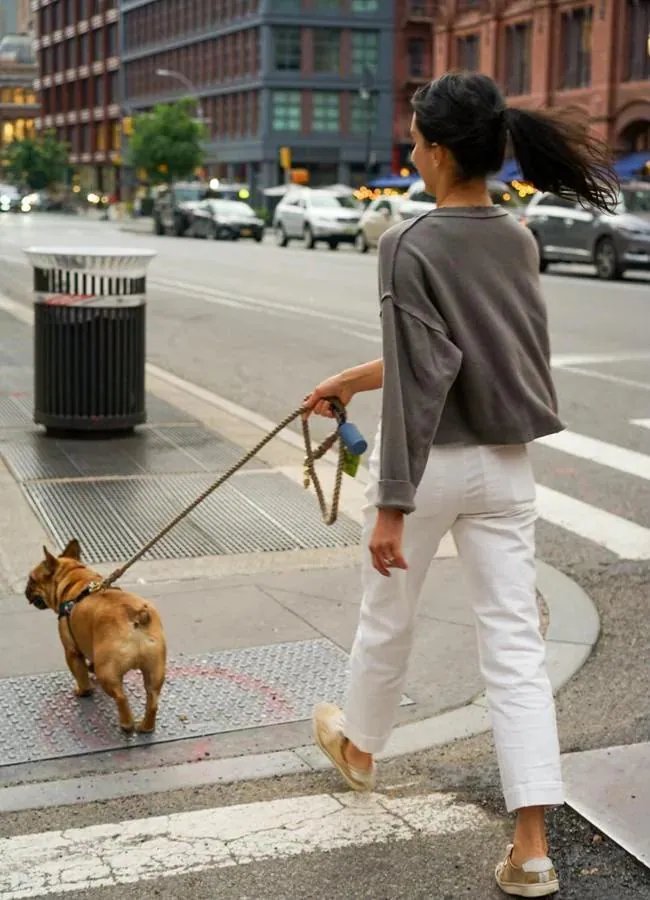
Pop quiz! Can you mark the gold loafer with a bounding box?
[312,702,376,792]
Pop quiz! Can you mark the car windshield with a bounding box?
[175,187,204,202]
[212,201,253,215]
[619,188,650,214]
[310,192,357,209]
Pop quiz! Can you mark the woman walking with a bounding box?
[305,72,617,897]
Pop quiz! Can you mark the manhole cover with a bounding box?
[0,639,410,766]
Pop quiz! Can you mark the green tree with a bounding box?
[2,131,69,191]
[128,100,204,184]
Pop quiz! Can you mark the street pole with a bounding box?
[359,67,374,186]
[154,68,204,124]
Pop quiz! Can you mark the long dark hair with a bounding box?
[411,72,619,213]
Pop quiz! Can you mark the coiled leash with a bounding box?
[83,398,368,595]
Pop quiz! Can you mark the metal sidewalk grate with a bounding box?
[23,472,360,562]
[0,424,267,481]
[0,639,381,766]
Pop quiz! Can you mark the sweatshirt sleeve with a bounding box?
[377,234,463,514]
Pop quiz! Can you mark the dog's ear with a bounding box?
[61,538,81,561]
[42,546,58,574]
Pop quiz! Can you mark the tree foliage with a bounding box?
[128,101,204,184]
[2,131,69,190]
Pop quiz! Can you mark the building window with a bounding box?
[560,6,592,89]
[273,27,301,71]
[108,70,118,104]
[64,0,75,26]
[94,75,104,106]
[80,78,89,108]
[313,91,340,131]
[93,28,104,58]
[351,0,378,12]
[351,31,378,75]
[407,37,427,77]
[314,28,340,73]
[272,90,301,130]
[350,92,377,134]
[81,123,90,152]
[80,33,90,64]
[504,22,531,95]
[313,0,339,9]
[626,0,650,81]
[456,34,480,71]
[107,24,118,57]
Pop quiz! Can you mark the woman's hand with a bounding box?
[369,508,408,577]
[303,375,355,419]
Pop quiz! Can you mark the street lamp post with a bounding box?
[154,68,205,123]
[359,67,375,186]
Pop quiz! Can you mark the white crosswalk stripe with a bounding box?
[533,429,650,559]
[0,791,489,899]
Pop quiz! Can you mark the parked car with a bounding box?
[273,189,362,250]
[0,184,22,212]
[399,178,525,221]
[153,182,207,236]
[190,199,265,242]
[356,196,404,252]
[523,183,650,280]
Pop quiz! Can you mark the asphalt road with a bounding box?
[0,212,649,899]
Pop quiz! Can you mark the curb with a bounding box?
[0,560,599,813]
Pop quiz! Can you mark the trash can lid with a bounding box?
[23,247,156,276]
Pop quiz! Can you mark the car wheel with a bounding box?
[255,231,264,244]
[172,214,185,237]
[594,237,623,280]
[534,234,548,273]
[356,231,369,254]
[153,217,164,236]
[328,239,339,251]
[304,226,316,250]
[275,224,289,247]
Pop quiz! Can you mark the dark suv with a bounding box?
[153,182,207,236]
[524,183,650,280]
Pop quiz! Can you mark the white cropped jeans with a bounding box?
[344,437,564,812]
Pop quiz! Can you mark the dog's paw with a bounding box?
[120,721,135,734]
[135,720,155,734]
[75,686,94,698]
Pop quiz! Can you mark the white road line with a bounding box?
[559,366,650,392]
[151,276,381,333]
[631,419,650,431]
[537,431,650,481]
[551,351,650,368]
[536,485,650,559]
[0,791,489,898]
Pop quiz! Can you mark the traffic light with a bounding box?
[279,146,291,170]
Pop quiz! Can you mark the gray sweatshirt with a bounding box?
[377,206,564,514]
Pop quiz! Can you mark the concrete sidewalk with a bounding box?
[0,301,599,809]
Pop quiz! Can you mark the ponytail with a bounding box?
[505,107,619,213]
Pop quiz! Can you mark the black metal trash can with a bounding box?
[25,247,156,432]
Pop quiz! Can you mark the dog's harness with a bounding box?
[58,580,104,671]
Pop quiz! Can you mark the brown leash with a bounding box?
[89,406,345,593]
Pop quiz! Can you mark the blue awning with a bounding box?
[367,174,419,189]
[496,159,522,182]
[614,152,650,180]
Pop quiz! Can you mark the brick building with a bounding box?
[392,0,435,171]
[0,33,38,150]
[424,0,650,174]
[120,0,395,192]
[33,0,121,194]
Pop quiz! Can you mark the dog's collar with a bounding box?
[57,581,102,619]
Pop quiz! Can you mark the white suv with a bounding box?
[273,189,362,250]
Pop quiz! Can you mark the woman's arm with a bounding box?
[304,359,383,417]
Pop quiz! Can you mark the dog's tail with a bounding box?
[134,606,151,628]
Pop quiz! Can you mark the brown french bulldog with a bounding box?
[25,539,166,734]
